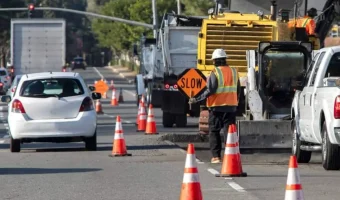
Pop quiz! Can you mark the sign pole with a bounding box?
[189,89,193,110]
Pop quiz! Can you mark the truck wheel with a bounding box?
[292,120,311,163]
[175,114,187,127]
[10,137,21,153]
[322,121,340,170]
[162,112,175,128]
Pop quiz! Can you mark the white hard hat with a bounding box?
[211,49,228,60]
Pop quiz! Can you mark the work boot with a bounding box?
[211,157,221,164]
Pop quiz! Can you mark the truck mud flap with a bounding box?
[237,120,292,151]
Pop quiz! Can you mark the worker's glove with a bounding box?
[188,98,197,104]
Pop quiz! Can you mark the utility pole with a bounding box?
[152,0,158,38]
[177,0,181,15]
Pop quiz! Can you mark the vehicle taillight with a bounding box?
[79,97,94,112]
[0,83,3,87]
[334,96,340,119]
[62,68,66,72]
[173,84,178,89]
[165,84,170,89]
[12,99,26,113]
[11,86,16,93]
[10,69,14,73]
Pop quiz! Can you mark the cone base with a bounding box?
[145,132,159,135]
[215,172,247,177]
[109,153,132,157]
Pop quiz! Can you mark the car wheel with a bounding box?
[322,121,340,170]
[85,131,97,151]
[292,119,311,163]
[10,137,21,153]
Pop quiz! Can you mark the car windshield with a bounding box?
[0,71,7,76]
[20,78,84,98]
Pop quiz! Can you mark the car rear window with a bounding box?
[20,78,84,98]
[0,71,7,76]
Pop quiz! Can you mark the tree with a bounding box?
[92,0,177,53]
[181,0,214,16]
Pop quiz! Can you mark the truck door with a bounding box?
[301,52,325,141]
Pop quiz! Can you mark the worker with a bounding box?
[288,8,318,36]
[188,49,241,164]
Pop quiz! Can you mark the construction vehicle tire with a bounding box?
[162,112,175,128]
[175,114,187,127]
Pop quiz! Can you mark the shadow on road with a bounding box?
[95,144,178,151]
[0,167,102,175]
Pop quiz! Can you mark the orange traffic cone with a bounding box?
[136,96,145,126]
[216,124,247,177]
[179,143,203,200]
[95,100,104,114]
[145,104,158,135]
[109,116,132,157]
[103,91,107,99]
[137,99,147,132]
[111,89,118,106]
[284,155,304,200]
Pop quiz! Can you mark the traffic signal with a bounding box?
[28,4,35,18]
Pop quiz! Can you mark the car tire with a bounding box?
[85,131,97,151]
[292,120,311,163]
[322,121,340,170]
[10,137,21,153]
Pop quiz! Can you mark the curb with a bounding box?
[111,67,135,84]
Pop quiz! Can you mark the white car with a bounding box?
[1,72,101,152]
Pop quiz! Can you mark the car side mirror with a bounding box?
[89,86,95,92]
[1,95,11,103]
[92,92,101,100]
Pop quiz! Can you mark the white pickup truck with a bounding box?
[292,46,340,170]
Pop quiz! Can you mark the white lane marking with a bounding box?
[93,67,104,79]
[124,89,136,97]
[0,140,4,144]
[227,182,246,192]
[2,135,9,138]
[207,168,220,175]
[164,140,204,164]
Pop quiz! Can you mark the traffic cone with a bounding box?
[95,100,104,114]
[216,124,247,177]
[103,91,107,99]
[111,88,118,106]
[110,80,115,90]
[137,98,147,132]
[284,155,304,200]
[179,143,203,200]
[136,95,145,126]
[118,88,124,103]
[109,116,131,157]
[145,104,158,135]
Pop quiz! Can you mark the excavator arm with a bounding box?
[315,0,340,47]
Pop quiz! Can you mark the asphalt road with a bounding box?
[0,66,260,200]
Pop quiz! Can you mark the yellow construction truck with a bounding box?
[176,0,320,150]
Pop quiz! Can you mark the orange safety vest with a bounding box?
[206,66,238,107]
[288,17,316,35]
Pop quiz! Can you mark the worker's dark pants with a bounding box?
[209,110,236,158]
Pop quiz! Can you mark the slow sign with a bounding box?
[94,80,109,95]
[177,68,207,98]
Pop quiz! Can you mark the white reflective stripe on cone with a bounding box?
[182,173,200,183]
[224,146,239,154]
[284,190,304,200]
[148,108,154,115]
[147,116,155,122]
[114,133,124,139]
[115,123,123,132]
[185,154,197,168]
[226,133,238,144]
[139,114,147,120]
[286,168,301,185]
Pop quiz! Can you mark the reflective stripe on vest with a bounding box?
[206,66,238,107]
[301,18,310,27]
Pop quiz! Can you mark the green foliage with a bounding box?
[92,0,177,52]
[181,0,214,16]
